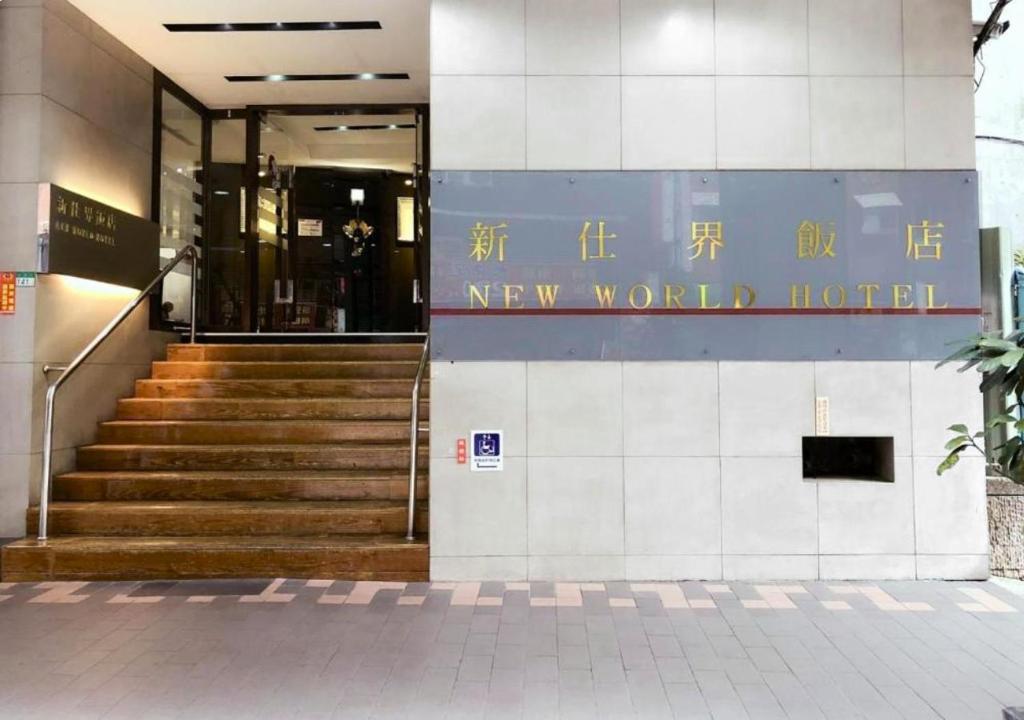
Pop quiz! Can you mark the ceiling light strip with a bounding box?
[313,124,416,132]
[225,73,409,83]
[164,21,382,32]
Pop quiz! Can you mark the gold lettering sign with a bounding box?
[458,218,959,313]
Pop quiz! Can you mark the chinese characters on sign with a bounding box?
[906,221,943,260]
[430,171,980,361]
[462,217,947,311]
[40,184,159,290]
[469,221,508,263]
[53,190,118,247]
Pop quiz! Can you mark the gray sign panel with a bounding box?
[430,171,981,361]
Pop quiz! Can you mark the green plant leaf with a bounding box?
[937,453,961,475]
[1001,349,1024,368]
[944,437,970,451]
[980,356,1007,373]
[947,424,969,434]
[979,338,1020,351]
[987,413,1016,428]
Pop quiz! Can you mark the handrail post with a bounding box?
[189,247,198,344]
[37,385,57,542]
[406,336,429,541]
[35,244,200,543]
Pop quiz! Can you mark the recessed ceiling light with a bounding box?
[164,21,382,32]
[225,73,409,83]
[313,124,416,132]
[213,189,230,196]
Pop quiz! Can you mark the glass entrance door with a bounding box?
[245,108,424,334]
[254,112,293,331]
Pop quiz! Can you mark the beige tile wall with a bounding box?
[0,0,166,538]
[430,0,976,171]
[427,0,984,581]
[429,361,989,581]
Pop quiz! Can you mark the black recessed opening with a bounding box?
[225,73,410,83]
[802,437,895,483]
[164,21,382,33]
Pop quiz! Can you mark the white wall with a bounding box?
[428,0,987,581]
[431,0,976,172]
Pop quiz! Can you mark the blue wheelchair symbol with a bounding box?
[474,432,500,458]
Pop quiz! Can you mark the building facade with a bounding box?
[426,0,988,582]
[0,0,992,582]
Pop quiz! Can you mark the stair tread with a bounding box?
[58,470,420,480]
[140,378,427,383]
[122,397,428,404]
[80,443,425,450]
[157,361,420,366]
[101,419,416,426]
[37,500,422,511]
[4,534,427,551]
[169,346,421,352]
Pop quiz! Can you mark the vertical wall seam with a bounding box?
[806,0,813,170]
[618,0,623,170]
[717,362,724,565]
[522,0,528,170]
[900,0,909,170]
[524,361,530,578]
[813,361,820,579]
[712,0,719,169]
[908,362,919,579]
[620,361,626,576]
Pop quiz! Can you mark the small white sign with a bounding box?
[815,397,830,436]
[470,430,503,472]
[298,218,323,237]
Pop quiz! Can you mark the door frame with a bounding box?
[238,103,430,333]
[151,86,431,334]
[151,71,213,330]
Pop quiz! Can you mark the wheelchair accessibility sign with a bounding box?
[470,430,503,472]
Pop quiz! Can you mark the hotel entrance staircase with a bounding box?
[1,342,429,581]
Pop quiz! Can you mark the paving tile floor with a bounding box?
[1,579,1023,719]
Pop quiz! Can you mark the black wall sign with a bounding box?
[39,184,159,290]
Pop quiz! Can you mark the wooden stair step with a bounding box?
[1,534,428,582]
[77,444,429,471]
[97,420,418,445]
[151,361,420,380]
[117,397,429,421]
[26,501,429,537]
[54,471,429,501]
[134,378,428,399]
[168,343,425,362]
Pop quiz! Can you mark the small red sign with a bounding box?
[0,273,15,315]
[456,438,467,464]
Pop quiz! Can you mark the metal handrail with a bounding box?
[406,335,429,541]
[36,244,199,542]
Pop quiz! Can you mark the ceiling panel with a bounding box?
[68,0,429,108]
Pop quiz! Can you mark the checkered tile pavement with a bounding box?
[1,579,1023,718]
